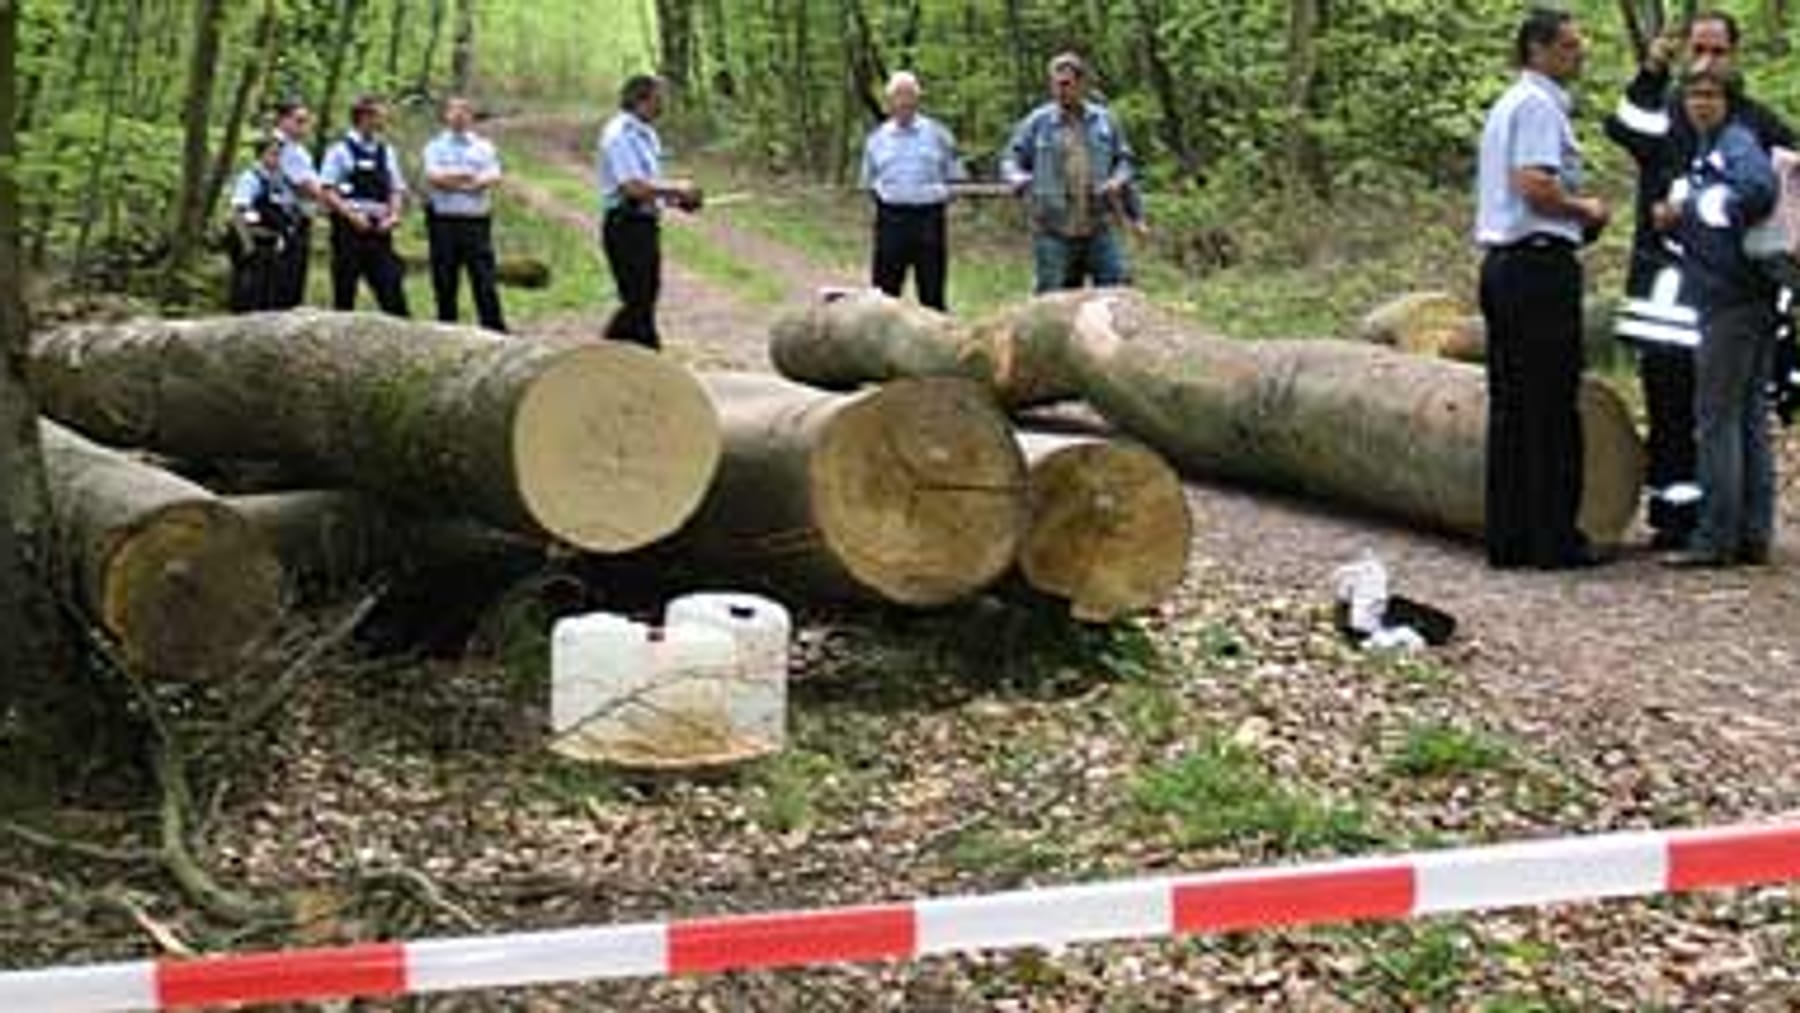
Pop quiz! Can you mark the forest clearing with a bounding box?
[4,1,1800,1009]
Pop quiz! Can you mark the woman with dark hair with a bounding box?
[1657,66,1782,566]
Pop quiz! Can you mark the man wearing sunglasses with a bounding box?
[1606,11,1795,551]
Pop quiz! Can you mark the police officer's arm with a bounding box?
[317,143,372,230]
[1514,167,1608,228]
[424,139,475,191]
[383,147,407,229]
[1510,98,1607,229]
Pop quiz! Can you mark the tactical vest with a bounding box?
[339,135,392,204]
[249,172,296,239]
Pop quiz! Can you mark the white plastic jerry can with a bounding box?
[665,592,791,755]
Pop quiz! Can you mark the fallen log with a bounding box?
[1357,290,1623,367]
[303,247,551,289]
[40,420,283,679]
[667,373,1027,606]
[769,289,1102,407]
[29,311,722,553]
[1016,433,1192,622]
[1064,290,1643,545]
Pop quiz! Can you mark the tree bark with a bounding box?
[770,289,1109,408]
[39,420,283,680]
[417,0,446,96]
[450,0,475,96]
[0,0,69,699]
[164,0,229,298]
[1063,290,1643,545]
[29,312,723,554]
[1017,433,1191,622]
[202,0,281,226]
[658,373,1027,606]
[315,0,364,156]
[655,0,695,92]
[1283,0,1328,192]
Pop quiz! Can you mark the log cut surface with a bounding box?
[29,312,721,553]
[42,420,282,679]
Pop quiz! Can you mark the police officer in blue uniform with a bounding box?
[269,99,334,309]
[598,75,701,350]
[320,95,410,316]
[226,133,300,313]
[423,96,506,331]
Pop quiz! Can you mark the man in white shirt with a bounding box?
[860,72,964,311]
[423,96,506,331]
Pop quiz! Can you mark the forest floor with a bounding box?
[4,114,1800,1010]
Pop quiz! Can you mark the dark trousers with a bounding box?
[871,202,948,311]
[1638,346,1698,537]
[1692,300,1778,557]
[330,220,410,317]
[272,218,311,309]
[1480,241,1586,568]
[602,210,661,350]
[428,213,506,332]
[229,243,284,313]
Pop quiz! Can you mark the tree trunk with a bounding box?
[417,0,446,96]
[1283,0,1328,192]
[387,0,411,83]
[1063,290,1643,545]
[202,0,281,233]
[0,0,69,700]
[28,312,723,554]
[769,289,1101,407]
[315,0,363,157]
[660,373,1026,606]
[655,0,695,93]
[1129,0,1198,178]
[164,0,229,299]
[39,421,283,680]
[1017,433,1191,622]
[450,0,475,96]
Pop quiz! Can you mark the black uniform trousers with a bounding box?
[427,212,506,332]
[330,219,410,317]
[272,218,312,309]
[1639,345,1698,537]
[229,240,285,313]
[1479,238,1587,569]
[871,201,948,311]
[601,209,661,351]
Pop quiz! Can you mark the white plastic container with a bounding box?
[665,592,791,754]
[549,611,745,769]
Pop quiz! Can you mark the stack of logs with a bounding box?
[30,288,1644,679]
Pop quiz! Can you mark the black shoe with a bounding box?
[1738,542,1773,566]
[1648,528,1690,551]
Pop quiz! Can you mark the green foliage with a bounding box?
[1132,736,1372,853]
[1388,722,1515,779]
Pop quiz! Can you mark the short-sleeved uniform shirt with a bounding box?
[422,130,501,218]
[1475,70,1583,247]
[598,111,661,216]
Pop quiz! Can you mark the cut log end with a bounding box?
[1577,379,1645,545]
[513,342,723,553]
[103,502,284,680]
[1020,439,1193,622]
[811,378,1026,605]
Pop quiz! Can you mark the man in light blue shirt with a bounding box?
[269,99,338,309]
[861,72,964,311]
[598,74,702,350]
[226,133,300,312]
[320,94,410,317]
[1474,9,1611,570]
[1002,52,1135,293]
[423,96,506,331]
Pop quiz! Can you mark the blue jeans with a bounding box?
[1032,229,1128,293]
[1692,300,1777,556]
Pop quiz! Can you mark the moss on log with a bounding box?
[1017,433,1192,622]
[29,312,722,553]
[1065,290,1643,545]
[672,373,1028,606]
[41,420,283,680]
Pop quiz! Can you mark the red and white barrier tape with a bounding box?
[5,822,1798,1011]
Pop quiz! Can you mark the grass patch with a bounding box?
[1132,737,1373,853]
[1345,922,1477,1007]
[1109,680,1185,747]
[945,827,1069,879]
[747,748,844,833]
[1388,722,1515,779]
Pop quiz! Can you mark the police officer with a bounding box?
[598,75,701,350]
[1001,53,1136,293]
[860,71,964,311]
[320,95,410,316]
[270,99,335,309]
[226,133,300,313]
[1474,9,1611,570]
[1605,12,1796,548]
[423,96,506,331]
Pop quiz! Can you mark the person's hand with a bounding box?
[348,211,373,233]
[1100,178,1125,197]
[1579,196,1610,231]
[1646,31,1678,72]
[1651,200,1681,232]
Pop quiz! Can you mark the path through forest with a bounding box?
[495,113,1800,802]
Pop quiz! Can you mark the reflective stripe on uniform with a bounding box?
[1613,98,1671,137]
[1616,318,1700,348]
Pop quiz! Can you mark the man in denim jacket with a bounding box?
[1002,53,1136,293]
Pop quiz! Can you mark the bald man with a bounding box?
[860,71,965,311]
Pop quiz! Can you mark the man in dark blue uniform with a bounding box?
[320,95,410,316]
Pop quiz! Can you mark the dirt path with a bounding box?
[498,110,1800,791]
[494,114,858,371]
